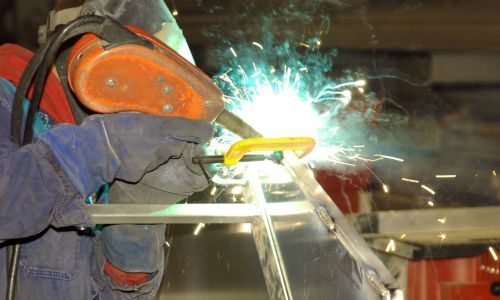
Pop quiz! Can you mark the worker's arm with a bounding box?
[0,78,87,239]
[0,78,213,240]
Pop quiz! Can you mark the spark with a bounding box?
[331,80,366,90]
[238,223,252,233]
[489,246,498,261]
[164,241,171,247]
[437,233,447,242]
[299,42,310,48]
[401,177,419,183]
[357,87,365,93]
[193,223,205,236]
[427,201,435,207]
[252,42,264,50]
[385,239,396,252]
[172,9,179,16]
[435,175,456,178]
[421,184,436,195]
[493,170,497,176]
[237,65,247,79]
[316,40,322,46]
[382,184,390,193]
[437,217,446,224]
[229,47,238,58]
[210,186,217,196]
[230,185,243,195]
[211,45,379,181]
[374,154,404,162]
[400,233,407,239]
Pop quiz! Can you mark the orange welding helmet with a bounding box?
[30,0,224,128]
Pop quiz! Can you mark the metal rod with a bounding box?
[192,154,269,165]
[215,109,262,139]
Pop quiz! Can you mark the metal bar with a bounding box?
[215,109,262,139]
[85,201,314,225]
[249,170,293,300]
[193,154,268,165]
[85,203,258,224]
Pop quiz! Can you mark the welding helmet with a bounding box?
[39,0,195,63]
[21,0,223,132]
[12,0,224,204]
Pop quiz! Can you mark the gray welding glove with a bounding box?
[109,142,210,204]
[37,112,213,199]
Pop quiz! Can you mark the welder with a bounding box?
[0,0,212,299]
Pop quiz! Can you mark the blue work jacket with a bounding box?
[0,78,163,299]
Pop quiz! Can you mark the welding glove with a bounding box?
[35,112,213,199]
[108,142,209,204]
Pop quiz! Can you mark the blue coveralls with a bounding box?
[0,78,164,299]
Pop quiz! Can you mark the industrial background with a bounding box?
[2,0,500,299]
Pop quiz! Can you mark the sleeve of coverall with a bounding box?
[0,79,90,240]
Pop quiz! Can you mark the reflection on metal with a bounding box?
[282,153,398,289]
[249,170,292,300]
[85,203,257,224]
[315,206,336,232]
[369,238,420,260]
[355,206,500,245]
[85,202,315,225]
[367,270,391,299]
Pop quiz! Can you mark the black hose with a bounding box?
[10,27,63,145]
[23,15,107,144]
[5,244,20,300]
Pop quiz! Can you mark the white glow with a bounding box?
[401,177,419,183]
[374,154,404,162]
[489,246,499,261]
[230,185,243,195]
[385,239,396,252]
[210,186,217,196]
[238,223,252,234]
[234,74,322,139]
[355,79,366,87]
[229,47,238,58]
[382,184,390,194]
[437,232,447,242]
[193,223,205,236]
[421,185,436,195]
[391,289,404,300]
[252,42,264,50]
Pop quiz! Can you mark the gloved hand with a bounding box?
[35,112,213,198]
[109,142,210,204]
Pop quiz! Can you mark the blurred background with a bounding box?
[3,0,500,299]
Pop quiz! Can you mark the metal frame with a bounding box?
[84,155,399,299]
